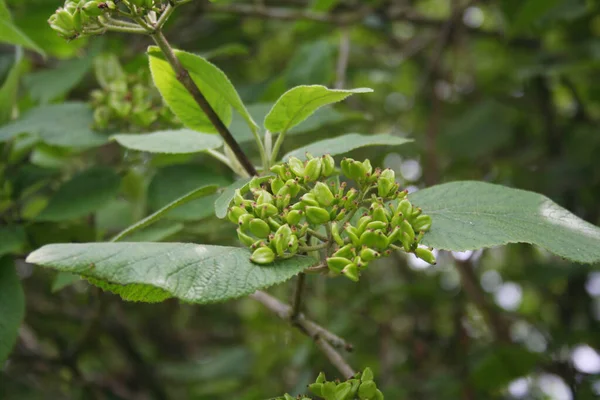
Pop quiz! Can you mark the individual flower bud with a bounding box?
[276,194,292,210]
[371,205,388,223]
[412,214,432,232]
[374,389,384,400]
[271,177,285,194]
[285,210,303,225]
[340,158,353,179]
[341,263,360,282]
[321,382,337,400]
[327,257,353,273]
[273,224,292,256]
[415,247,436,264]
[349,378,361,397]
[227,206,246,224]
[233,189,245,206]
[344,225,360,246]
[288,157,305,177]
[285,179,301,197]
[268,217,282,231]
[321,154,335,177]
[401,231,412,252]
[396,189,408,200]
[377,168,395,197]
[304,157,322,182]
[249,218,271,238]
[331,222,345,246]
[411,207,422,218]
[358,381,377,400]
[308,383,323,397]
[305,206,330,224]
[237,229,255,247]
[106,1,117,10]
[333,244,355,258]
[300,192,320,207]
[316,372,326,384]
[361,367,374,382]
[387,226,402,244]
[256,190,274,206]
[270,164,288,180]
[353,256,367,269]
[288,234,299,254]
[312,182,334,206]
[335,208,347,221]
[238,213,253,231]
[400,219,415,242]
[250,247,275,264]
[415,230,425,243]
[362,159,373,176]
[297,223,309,237]
[335,382,352,400]
[348,159,367,181]
[360,247,380,262]
[366,221,387,231]
[360,230,388,250]
[257,203,279,219]
[397,199,413,218]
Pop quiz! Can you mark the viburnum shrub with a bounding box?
[0,0,596,398]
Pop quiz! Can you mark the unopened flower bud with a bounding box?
[305,206,330,224]
[250,247,275,264]
[249,218,271,238]
[312,182,334,206]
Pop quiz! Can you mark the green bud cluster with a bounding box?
[90,55,178,132]
[227,155,436,281]
[48,0,161,40]
[309,368,384,400]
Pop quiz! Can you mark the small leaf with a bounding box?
[0,102,107,149]
[409,181,600,263]
[264,85,372,133]
[214,175,274,219]
[0,0,45,56]
[148,46,258,134]
[26,243,317,304]
[0,256,25,364]
[37,167,121,222]
[112,129,223,154]
[148,165,231,221]
[111,185,218,242]
[283,133,412,161]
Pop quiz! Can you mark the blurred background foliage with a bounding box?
[1,0,600,399]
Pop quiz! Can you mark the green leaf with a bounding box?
[0,47,22,124]
[26,243,317,304]
[0,0,44,56]
[37,167,121,222]
[0,102,107,149]
[409,181,600,263]
[283,133,412,161]
[148,46,258,134]
[0,225,26,257]
[214,175,274,219]
[0,256,25,364]
[148,164,231,221]
[264,85,372,133]
[112,129,223,154]
[23,40,102,103]
[111,185,218,242]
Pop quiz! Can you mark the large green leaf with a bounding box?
[148,164,231,221]
[0,0,44,56]
[112,129,223,154]
[26,243,317,304]
[0,256,25,364]
[23,40,102,103]
[264,85,372,133]
[148,46,257,134]
[37,167,121,222]
[409,181,600,263]
[0,47,22,124]
[0,102,107,148]
[283,133,413,161]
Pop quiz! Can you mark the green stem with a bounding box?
[306,228,328,242]
[269,130,287,166]
[299,243,329,252]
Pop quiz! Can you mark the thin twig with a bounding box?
[249,290,355,377]
[335,28,351,89]
[291,272,306,319]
